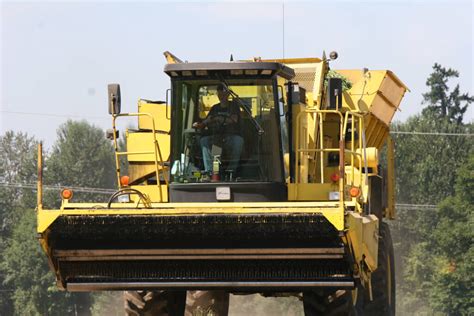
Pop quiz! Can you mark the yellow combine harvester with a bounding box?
[37,51,407,315]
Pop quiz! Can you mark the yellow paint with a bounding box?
[288,183,339,201]
[130,184,168,203]
[37,209,61,233]
[138,100,170,132]
[259,57,322,64]
[345,212,379,271]
[336,69,408,126]
[126,132,170,162]
[37,201,349,233]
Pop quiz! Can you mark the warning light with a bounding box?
[60,188,73,200]
[120,175,130,187]
[350,187,361,198]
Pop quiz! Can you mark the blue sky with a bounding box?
[1,0,473,147]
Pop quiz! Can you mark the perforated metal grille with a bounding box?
[293,68,316,92]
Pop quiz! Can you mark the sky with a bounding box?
[1,0,473,148]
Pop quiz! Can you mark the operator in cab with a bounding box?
[192,84,243,176]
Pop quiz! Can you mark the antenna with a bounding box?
[282,3,285,59]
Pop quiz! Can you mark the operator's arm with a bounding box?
[193,105,220,129]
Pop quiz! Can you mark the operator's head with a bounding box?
[217,84,230,102]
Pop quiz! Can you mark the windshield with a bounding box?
[170,79,283,184]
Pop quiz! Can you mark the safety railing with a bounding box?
[111,112,167,203]
[294,109,368,204]
[342,111,366,188]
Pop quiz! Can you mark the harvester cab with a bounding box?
[165,61,295,202]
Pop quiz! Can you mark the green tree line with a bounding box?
[392,64,473,315]
[0,63,472,315]
[0,121,118,315]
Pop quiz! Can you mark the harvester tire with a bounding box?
[303,289,358,316]
[363,221,396,316]
[185,290,230,316]
[124,290,186,316]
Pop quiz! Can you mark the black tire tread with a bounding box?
[303,289,356,316]
[185,290,229,316]
[364,221,396,316]
[124,290,186,316]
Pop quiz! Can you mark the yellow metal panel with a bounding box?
[346,212,379,272]
[63,201,344,209]
[288,183,339,201]
[128,163,155,183]
[336,69,408,126]
[38,201,348,232]
[130,184,168,203]
[138,101,170,132]
[279,61,325,108]
[126,132,170,162]
[346,147,378,170]
[259,57,322,64]
[38,209,61,233]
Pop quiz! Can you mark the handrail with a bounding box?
[342,112,366,189]
[294,109,368,205]
[294,109,344,205]
[111,112,167,202]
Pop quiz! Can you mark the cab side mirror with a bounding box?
[108,84,121,115]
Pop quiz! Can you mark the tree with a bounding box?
[0,131,38,236]
[45,120,116,205]
[427,156,474,315]
[0,131,38,314]
[391,63,473,315]
[398,156,474,315]
[1,209,80,315]
[1,121,117,315]
[422,63,474,124]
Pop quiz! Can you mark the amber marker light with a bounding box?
[330,173,340,182]
[350,187,361,198]
[120,175,130,187]
[60,188,73,200]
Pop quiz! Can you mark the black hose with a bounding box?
[107,188,148,208]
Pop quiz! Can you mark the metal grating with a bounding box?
[293,68,316,92]
[61,259,351,284]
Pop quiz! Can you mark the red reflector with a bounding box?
[331,173,340,182]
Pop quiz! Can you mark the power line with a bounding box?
[0,182,115,195]
[1,182,441,209]
[391,131,473,136]
[396,203,438,210]
[0,110,109,121]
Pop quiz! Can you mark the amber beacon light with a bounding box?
[60,188,73,200]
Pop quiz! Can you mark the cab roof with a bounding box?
[164,61,295,80]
